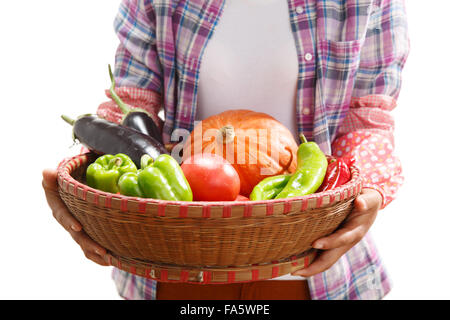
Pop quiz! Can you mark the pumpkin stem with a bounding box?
[218,125,236,144]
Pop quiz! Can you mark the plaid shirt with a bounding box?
[102,0,409,300]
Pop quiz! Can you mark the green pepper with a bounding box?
[274,134,328,199]
[86,153,137,193]
[118,154,193,201]
[249,174,292,201]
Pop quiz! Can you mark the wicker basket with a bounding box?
[57,152,363,284]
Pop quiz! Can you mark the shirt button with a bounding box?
[296,6,304,14]
[304,53,313,61]
[303,107,310,115]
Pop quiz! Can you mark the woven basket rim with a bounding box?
[57,152,363,217]
[104,249,318,284]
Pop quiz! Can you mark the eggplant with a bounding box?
[61,114,168,168]
[108,65,164,144]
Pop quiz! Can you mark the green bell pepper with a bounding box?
[118,154,193,201]
[249,174,292,201]
[274,134,328,199]
[86,153,137,193]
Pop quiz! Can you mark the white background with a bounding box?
[0,0,449,299]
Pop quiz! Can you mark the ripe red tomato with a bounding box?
[181,153,240,201]
[234,195,249,201]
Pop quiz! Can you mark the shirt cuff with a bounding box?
[362,183,388,210]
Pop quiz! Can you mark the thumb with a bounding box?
[354,188,382,212]
[42,168,58,191]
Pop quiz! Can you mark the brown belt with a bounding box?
[157,280,311,300]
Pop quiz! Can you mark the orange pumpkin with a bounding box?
[182,110,298,197]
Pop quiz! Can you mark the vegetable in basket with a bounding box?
[275,134,328,199]
[118,154,193,201]
[181,153,240,201]
[61,114,168,168]
[249,174,292,201]
[108,65,163,144]
[316,157,353,192]
[182,110,298,197]
[234,195,249,201]
[86,153,137,193]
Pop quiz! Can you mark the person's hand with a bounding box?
[292,188,382,277]
[42,168,109,266]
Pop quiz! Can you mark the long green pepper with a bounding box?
[274,134,328,199]
[249,174,292,201]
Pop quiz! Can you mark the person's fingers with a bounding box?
[83,251,110,266]
[353,188,382,213]
[292,246,348,277]
[291,189,383,277]
[312,189,381,250]
[42,169,109,267]
[69,229,109,266]
[312,225,366,250]
[42,169,82,232]
[42,168,59,190]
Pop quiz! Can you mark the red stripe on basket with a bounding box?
[94,193,99,206]
[301,198,308,211]
[72,181,79,196]
[117,259,122,270]
[179,205,188,218]
[227,271,235,283]
[266,203,274,216]
[329,194,335,205]
[130,266,136,275]
[272,266,279,278]
[109,256,113,266]
[180,270,189,282]
[316,195,323,208]
[243,204,252,217]
[120,199,128,212]
[203,271,212,284]
[222,205,231,218]
[82,188,87,201]
[104,195,112,208]
[160,270,168,281]
[304,256,310,268]
[283,201,292,214]
[252,269,259,281]
[158,203,166,217]
[202,205,211,218]
[138,200,146,213]
[65,181,70,193]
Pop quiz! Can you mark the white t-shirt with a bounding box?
[196,0,299,140]
[197,0,304,280]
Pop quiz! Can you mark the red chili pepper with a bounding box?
[317,157,352,192]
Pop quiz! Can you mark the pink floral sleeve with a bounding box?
[332,95,403,209]
[96,87,163,129]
